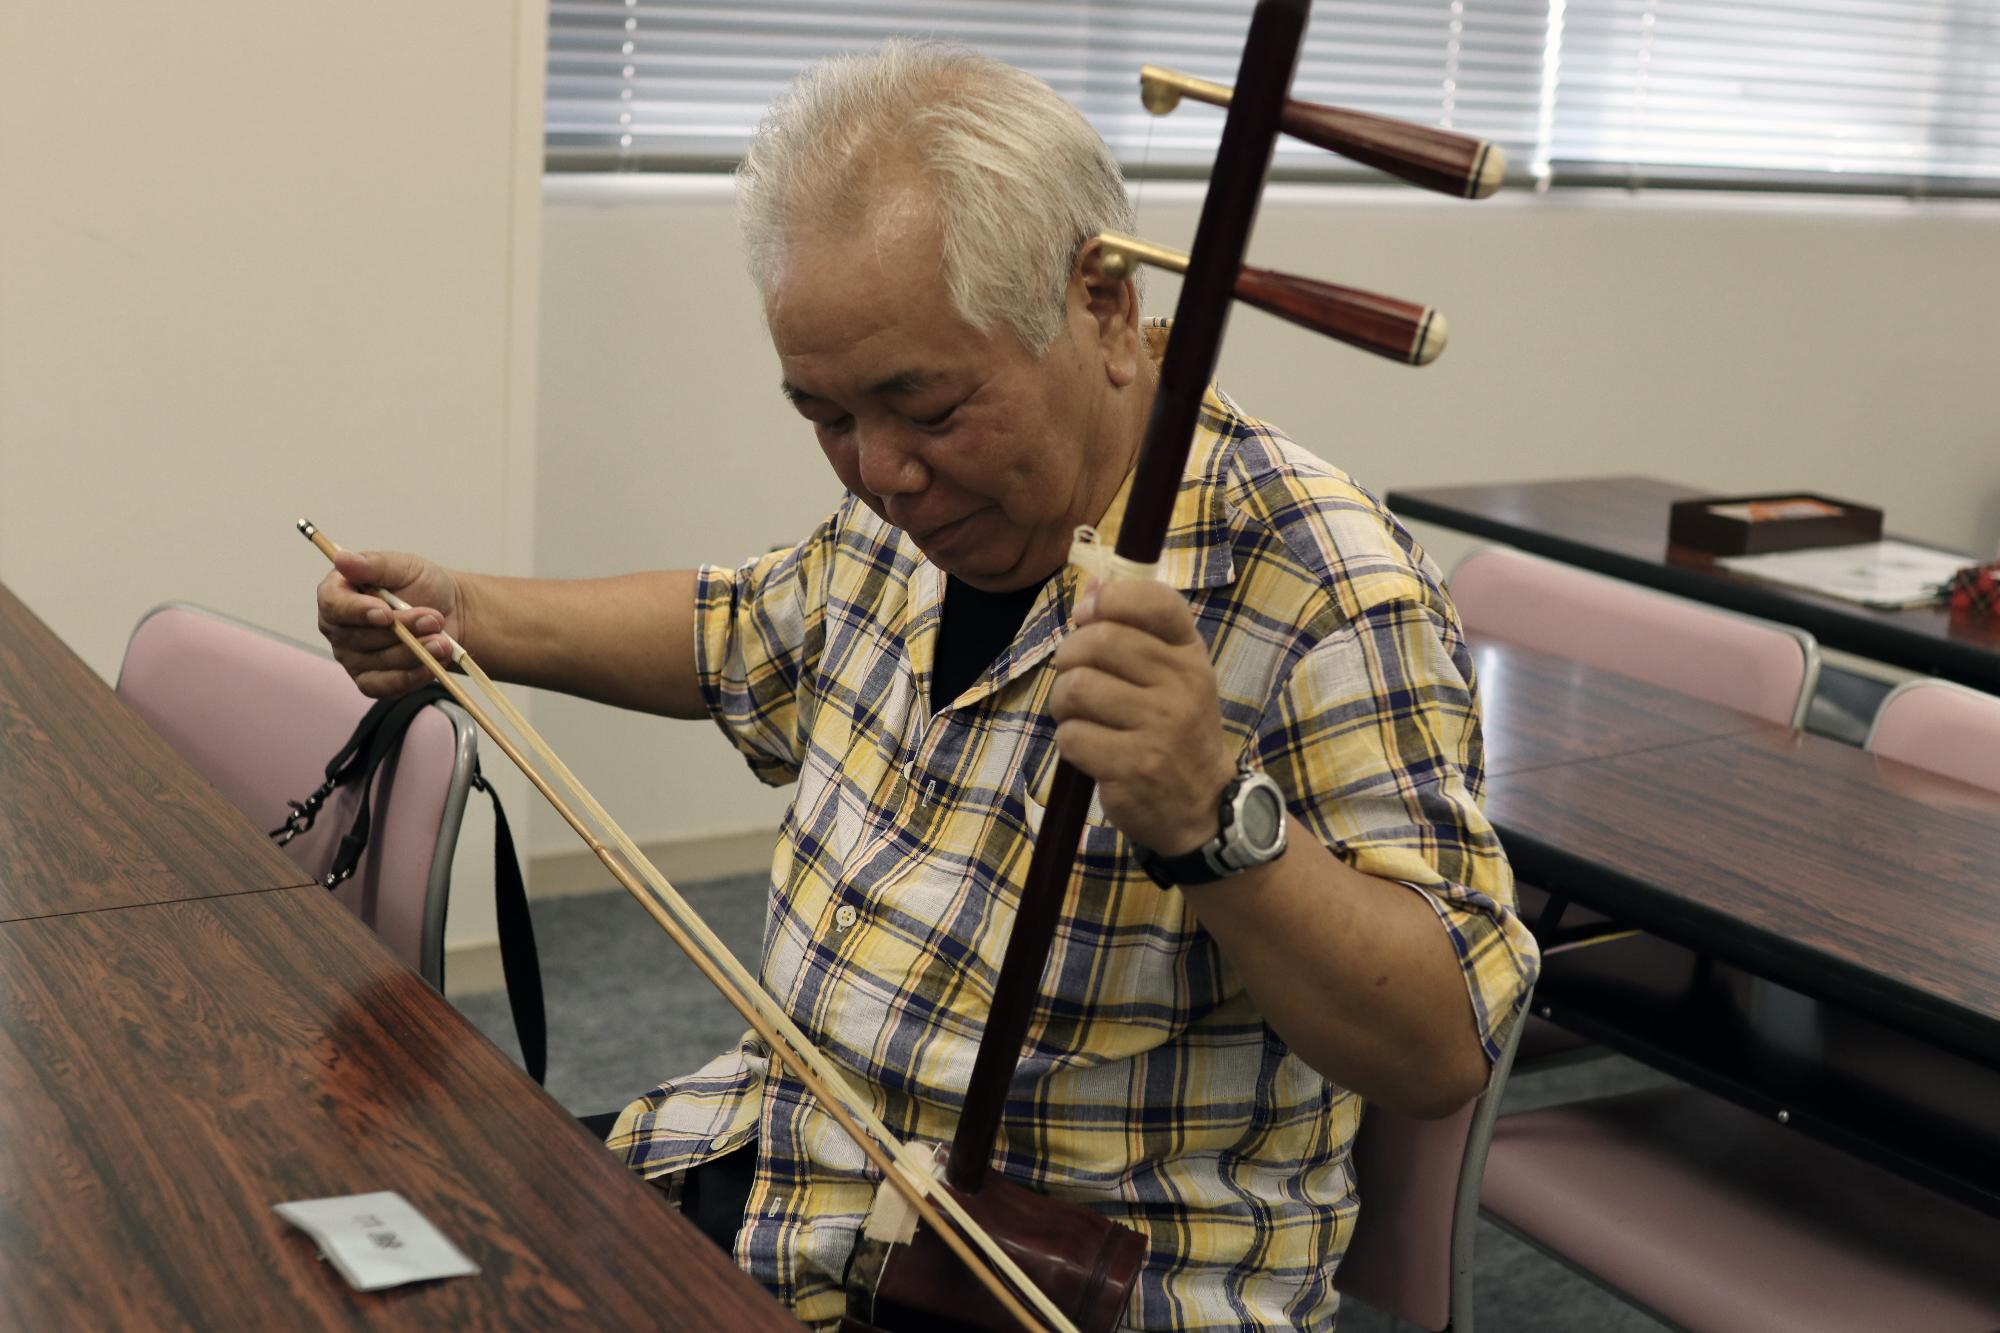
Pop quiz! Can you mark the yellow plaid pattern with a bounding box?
[610,351,1537,1330]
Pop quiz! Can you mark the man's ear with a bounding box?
[1075,238,1142,388]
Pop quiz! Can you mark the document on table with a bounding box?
[274,1191,479,1291]
[1717,540,1969,609]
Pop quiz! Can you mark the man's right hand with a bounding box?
[317,549,465,698]
[315,554,704,718]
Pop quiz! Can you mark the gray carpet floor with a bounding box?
[457,878,1673,1332]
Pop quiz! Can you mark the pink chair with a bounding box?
[1865,677,2000,793]
[116,602,475,986]
[1481,1088,2000,1331]
[1450,546,1821,1069]
[1335,1003,1528,1331]
[1450,545,1820,728]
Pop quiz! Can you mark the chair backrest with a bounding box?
[1450,546,1820,729]
[115,603,474,986]
[1865,677,2000,794]
[1335,999,1529,1333]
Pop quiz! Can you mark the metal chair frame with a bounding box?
[1337,992,1531,1332]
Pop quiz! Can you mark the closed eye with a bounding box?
[913,403,959,429]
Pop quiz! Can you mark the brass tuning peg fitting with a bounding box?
[1095,232,1447,367]
[1136,63,1505,200]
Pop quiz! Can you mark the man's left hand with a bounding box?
[1049,578,1237,855]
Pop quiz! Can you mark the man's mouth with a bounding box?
[911,509,984,545]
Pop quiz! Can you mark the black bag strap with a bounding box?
[474,761,547,1084]
[271,685,547,1083]
[271,686,444,863]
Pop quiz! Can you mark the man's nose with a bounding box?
[855,420,929,497]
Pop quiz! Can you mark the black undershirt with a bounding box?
[931,573,1052,714]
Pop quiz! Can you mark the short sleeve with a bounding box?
[1255,595,1540,1065]
[693,512,839,787]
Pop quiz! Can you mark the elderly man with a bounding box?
[318,41,1535,1332]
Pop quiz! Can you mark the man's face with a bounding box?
[765,182,1137,592]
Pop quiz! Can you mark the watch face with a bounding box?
[1238,782,1285,852]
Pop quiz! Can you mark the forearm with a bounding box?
[456,568,705,718]
[1181,817,1493,1118]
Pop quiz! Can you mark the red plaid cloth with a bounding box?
[1949,560,2000,622]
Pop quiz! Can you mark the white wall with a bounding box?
[532,179,817,861]
[0,0,548,953]
[533,175,2000,859]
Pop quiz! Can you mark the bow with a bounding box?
[297,519,1078,1333]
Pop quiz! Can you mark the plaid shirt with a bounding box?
[610,346,1537,1330]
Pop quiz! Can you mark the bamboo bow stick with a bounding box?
[297,521,1070,1333]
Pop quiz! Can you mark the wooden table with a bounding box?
[1388,476,2000,692]
[1472,637,1774,778]
[1473,636,2000,1217]
[0,584,798,1329]
[0,581,317,920]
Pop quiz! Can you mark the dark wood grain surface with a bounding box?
[0,884,797,1330]
[1487,726,2000,1065]
[0,577,797,1328]
[0,583,314,920]
[1471,636,1777,778]
[1390,475,2000,690]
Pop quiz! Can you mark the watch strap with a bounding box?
[1134,763,1286,889]
[1135,840,1232,889]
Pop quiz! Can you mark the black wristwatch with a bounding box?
[1134,762,1289,888]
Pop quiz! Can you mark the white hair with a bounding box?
[737,40,1138,357]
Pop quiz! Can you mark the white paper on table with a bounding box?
[1716,540,1969,609]
[274,1190,480,1292]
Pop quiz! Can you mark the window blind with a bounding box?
[546,0,2000,196]
[1547,1,2000,194]
[545,0,1549,181]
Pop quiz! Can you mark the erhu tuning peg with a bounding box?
[1138,64,1506,200]
[1095,232,1447,367]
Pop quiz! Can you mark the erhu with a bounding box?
[300,4,1506,1330]
[844,3,1507,1329]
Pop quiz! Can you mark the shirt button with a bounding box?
[834,904,859,932]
